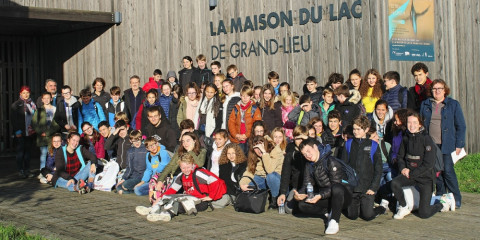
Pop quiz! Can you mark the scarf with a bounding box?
[185,98,199,121]
[414,78,432,103]
[22,97,36,115]
[239,101,252,140]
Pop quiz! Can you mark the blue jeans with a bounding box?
[39,146,48,169]
[56,162,95,191]
[249,172,281,197]
[134,182,149,196]
[436,152,462,207]
[117,178,142,194]
[15,136,33,172]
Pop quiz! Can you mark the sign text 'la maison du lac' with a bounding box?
[210,0,362,60]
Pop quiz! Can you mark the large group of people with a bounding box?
[11,56,466,234]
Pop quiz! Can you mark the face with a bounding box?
[214,134,228,149]
[228,69,238,79]
[301,145,319,162]
[183,59,192,69]
[254,126,265,136]
[187,88,197,101]
[308,128,316,138]
[375,104,388,120]
[82,124,94,136]
[147,93,156,104]
[81,95,92,104]
[273,131,284,146]
[367,74,377,87]
[182,135,195,151]
[306,82,317,92]
[168,77,176,83]
[407,116,422,133]
[294,136,305,147]
[130,78,140,91]
[331,82,342,90]
[254,89,261,100]
[350,74,362,88]
[161,85,171,96]
[227,148,236,162]
[211,65,220,75]
[98,126,110,138]
[370,131,379,143]
[94,81,104,92]
[46,81,57,94]
[241,93,251,104]
[222,82,233,95]
[323,93,333,104]
[204,86,216,100]
[20,90,30,100]
[384,78,396,90]
[61,88,71,100]
[394,114,402,126]
[337,94,347,104]
[353,124,368,139]
[111,94,120,102]
[42,94,52,105]
[52,136,62,149]
[147,111,161,125]
[269,78,279,88]
[154,74,161,82]
[313,121,323,134]
[131,138,142,148]
[214,76,223,89]
[279,86,288,95]
[197,60,206,69]
[285,96,293,106]
[118,126,128,138]
[432,83,446,101]
[67,135,80,149]
[413,70,428,85]
[263,89,272,102]
[328,118,340,131]
[147,142,159,154]
[301,101,312,112]
[179,162,194,176]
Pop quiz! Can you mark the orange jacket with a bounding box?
[228,101,262,143]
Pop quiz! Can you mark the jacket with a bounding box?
[279,142,306,195]
[80,134,105,159]
[105,99,125,127]
[287,104,320,127]
[123,88,146,125]
[219,161,247,195]
[52,146,97,186]
[227,101,262,143]
[409,78,432,112]
[32,106,60,147]
[144,119,178,153]
[381,84,407,112]
[318,100,335,126]
[230,73,247,93]
[157,149,207,182]
[92,90,110,117]
[169,96,181,135]
[41,148,59,176]
[240,145,284,185]
[372,105,394,140]
[420,97,466,154]
[142,77,161,93]
[158,94,173,119]
[54,96,80,132]
[123,145,147,180]
[222,92,241,129]
[78,99,106,134]
[308,90,324,106]
[179,67,196,89]
[135,100,166,134]
[11,98,35,136]
[104,131,132,169]
[260,101,283,134]
[141,144,171,182]
[177,97,200,127]
[334,95,361,127]
[398,129,436,181]
[193,96,222,137]
[192,67,214,87]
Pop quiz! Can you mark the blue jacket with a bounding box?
[381,84,407,112]
[420,97,466,154]
[141,144,172,182]
[105,99,125,127]
[123,145,147,181]
[159,94,172,119]
[78,99,106,133]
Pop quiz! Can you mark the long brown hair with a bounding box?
[359,69,383,99]
[48,133,62,155]
[270,127,287,151]
[178,132,201,156]
[259,84,275,110]
[247,136,275,173]
[80,122,101,147]
[218,143,247,165]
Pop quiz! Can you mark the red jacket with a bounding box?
[162,165,226,200]
[142,77,161,93]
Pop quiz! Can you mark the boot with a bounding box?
[269,196,278,209]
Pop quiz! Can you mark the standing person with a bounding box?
[55,85,80,135]
[192,54,213,86]
[32,92,60,172]
[359,69,384,118]
[226,64,247,92]
[179,56,196,89]
[304,76,324,106]
[382,71,408,112]
[123,75,146,125]
[346,69,362,90]
[324,72,344,90]
[39,133,62,184]
[267,71,281,96]
[410,62,432,111]
[158,83,173,120]
[280,90,297,140]
[36,79,59,108]
[91,77,111,117]
[259,84,283,134]
[194,83,222,138]
[116,130,147,194]
[177,82,201,127]
[221,79,241,129]
[214,73,226,99]
[169,85,183,136]
[11,86,37,178]
[105,86,125,128]
[144,106,178,153]
[77,88,106,134]
[165,70,178,88]
[142,69,163,93]
[420,79,466,209]
[392,112,453,219]
[211,61,222,75]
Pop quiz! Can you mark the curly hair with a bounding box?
[359,69,383,99]
[218,143,247,165]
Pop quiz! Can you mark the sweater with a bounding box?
[240,145,284,185]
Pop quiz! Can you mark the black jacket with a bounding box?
[92,90,111,118]
[219,161,247,195]
[225,96,241,125]
[191,67,214,87]
[308,90,324,106]
[279,143,306,195]
[398,129,436,182]
[144,120,178,153]
[179,67,196,89]
[123,88,146,125]
[169,97,181,136]
[54,98,81,132]
[260,101,283,134]
[342,138,382,193]
[104,131,132,169]
[334,96,361,127]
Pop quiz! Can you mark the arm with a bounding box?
[287,105,302,122]
[261,146,284,174]
[368,145,383,192]
[104,133,119,150]
[239,170,254,186]
[193,149,207,168]
[80,146,98,166]
[157,152,179,182]
[77,108,83,134]
[453,101,466,149]
[228,108,239,139]
[141,155,153,182]
[95,137,106,159]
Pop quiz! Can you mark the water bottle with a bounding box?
[307,182,314,200]
[278,201,285,214]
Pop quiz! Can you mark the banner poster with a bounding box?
[388,0,435,61]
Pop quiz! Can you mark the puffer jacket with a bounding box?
[381,84,407,112]
[397,128,436,182]
[78,99,106,134]
[228,100,262,144]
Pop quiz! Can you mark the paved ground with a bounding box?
[1,156,480,239]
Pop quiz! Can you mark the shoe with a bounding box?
[393,205,411,219]
[440,194,455,212]
[447,193,456,211]
[76,179,86,194]
[39,177,48,184]
[37,173,43,180]
[325,219,339,235]
[147,212,171,222]
[18,170,26,178]
[136,206,152,216]
[380,199,390,212]
[85,182,94,193]
[268,197,278,210]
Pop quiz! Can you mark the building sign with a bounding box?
[388,0,435,61]
[210,0,362,60]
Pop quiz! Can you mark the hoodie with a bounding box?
[372,105,394,139]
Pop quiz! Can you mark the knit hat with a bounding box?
[19,86,31,94]
[166,71,177,80]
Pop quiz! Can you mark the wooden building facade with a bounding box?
[1,0,479,153]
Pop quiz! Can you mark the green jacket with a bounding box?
[32,107,60,147]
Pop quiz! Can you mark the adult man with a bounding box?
[382,71,407,112]
[221,79,241,129]
[124,75,146,125]
[36,79,60,108]
[191,54,213,87]
[54,85,80,134]
[409,62,432,111]
[144,106,177,153]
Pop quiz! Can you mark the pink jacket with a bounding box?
[281,105,295,140]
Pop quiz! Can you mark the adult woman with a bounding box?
[193,83,222,138]
[392,112,452,219]
[80,122,105,160]
[420,79,466,209]
[177,82,201,127]
[240,135,284,209]
[92,77,111,117]
[347,69,362,90]
[178,56,196,89]
[359,69,384,118]
[280,90,297,140]
[259,84,283,134]
[372,99,394,140]
[52,132,97,193]
[32,92,60,172]
[11,86,36,178]
[39,133,62,184]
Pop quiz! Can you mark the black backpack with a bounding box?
[318,148,360,188]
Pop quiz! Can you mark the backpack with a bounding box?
[317,146,360,188]
[345,139,378,164]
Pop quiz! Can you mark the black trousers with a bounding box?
[346,193,385,221]
[391,175,443,219]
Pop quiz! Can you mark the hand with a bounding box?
[240,184,253,191]
[46,174,53,182]
[16,133,22,138]
[201,196,212,201]
[277,194,286,206]
[67,179,75,186]
[114,126,126,135]
[116,179,125,187]
[401,168,410,178]
[41,132,46,137]
[65,125,71,130]
[455,148,461,155]
[293,189,307,201]
[255,144,266,154]
[366,189,375,195]
[155,181,164,190]
[71,125,77,130]
[305,195,321,204]
[90,164,96,174]
[240,134,247,141]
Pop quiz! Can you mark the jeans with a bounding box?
[346,193,385,221]
[238,143,248,156]
[117,178,142,194]
[250,172,281,197]
[56,162,95,191]
[39,146,48,169]
[134,182,150,196]
[436,151,462,207]
[15,136,33,172]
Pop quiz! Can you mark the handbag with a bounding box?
[233,176,269,214]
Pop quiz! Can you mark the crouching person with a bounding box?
[136,153,226,222]
[52,132,97,194]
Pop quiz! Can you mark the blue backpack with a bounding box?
[345,139,378,164]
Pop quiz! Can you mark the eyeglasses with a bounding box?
[82,126,93,132]
[432,87,444,92]
[62,92,71,95]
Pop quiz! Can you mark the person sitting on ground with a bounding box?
[39,133,62,184]
[116,130,147,194]
[144,106,178,153]
[206,129,230,177]
[80,122,105,162]
[308,117,335,146]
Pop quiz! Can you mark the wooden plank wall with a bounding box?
[3,0,480,153]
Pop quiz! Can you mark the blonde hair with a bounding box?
[271,127,287,151]
[114,112,129,123]
[280,90,297,107]
[177,153,195,165]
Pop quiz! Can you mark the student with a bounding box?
[392,112,454,219]
[105,86,125,128]
[55,85,80,134]
[32,92,60,172]
[169,84,183,134]
[271,127,287,153]
[52,132,97,193]
[206,129,230,176]
[210,61,222,75]
[179,56,196,89]
[410,62,432,111]
[287,95,320,127]
[91,77,111,117]
[309,117,334,146]
[158,83,173,120]
[165,70,178,88]
[259,84,283,134]
[325,72,344,90]
[342,116,385,221]
[304,76,323,105]
[39,133,62,184]
[247,120,267,149]
[359,69,384,118]
[325,110,344,157]
[213,73,226,99]
[123,75,146,125]
[138,153,226,222]
[116,130,147,194]
[346,69,362,90]
[97,121,114,159]
[390,109,409,175]
[142,69,163,93]
[280,90,297,140]
[253,86,262,104]
[221,79,241,129]
[193,83,222,138]
[135,89,163,134]
[226,64,247,92]
[80,122,105,160]
[334,84,362,128]
[104,120,132,169]
[78,88,107,134]
[369,124,393,207]
[372,100,394,140]
[279,82,291,97]
[192,54,213,86]
[296,138,353,235]
[267,71,281,95]
[382,71,407,112]
[228,86,262,153]
[319,88,336,126]
[144,106,178,153]
[240,135,284,209]
[177,82,201,127]
[133,137,171,196]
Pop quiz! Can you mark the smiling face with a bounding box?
[52,136,62,149]
[204,86,216,100]
[407,115,422,133]
[20,90,30,100]
[130,77,140,91]
[67,135,80,151]
[285,95,293,106]
[147,111,161,125]
[179,162,194,176]
[375,104,387,120]
[214,134,228,149]
[269,78,279,88]
[147,92,156,105]
[353,124,368,139]
[162,84,171,96]
[328,118,340,132]
[183,59,192,69]
[228,69,238,79]
[187,88,197,101]
[306,82,317,92]
[197,60,206,70]
[263,89,272,102]
[82,124,94,136]
[273,131,284,146]
[313,121,323,134]
[222,81,233,95]
[98,125,110,138]
[301,144,319,162]
[214,76,223,90]
[367,74,377,87]
[414,70,428,85]
[94,81,104,92]
[432,82,446,102]
[41,94,52,106]
[323,93,334,104]
[241,93,251,105]
[226,147,236,162]
[46,81,57,94]
[350,74,362,88]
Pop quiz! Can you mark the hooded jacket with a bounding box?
[398,128,436,182]
[78,99,106,134]
[227,100,262,144]
[334,95,362,127]
[105,99,125,127]
[381,84,407,112]
[287,104,321,127]
[104,130,133,169]
[141,144,171,182]
[144,118,178,153]
[372,105,394,139]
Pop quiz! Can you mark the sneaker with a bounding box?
[39,177,48,184]
[18,170,26,178]
[147,212,171,222]
[26,171,35,178]
[393,205,411,219]
[136,206,152,216]
[325,219,339,235]
[380,199,390,212]
[447,193,456,211]
[86,182,94,193]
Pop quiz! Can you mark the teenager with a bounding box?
[78,88,107,134]
[104,120,132,169]
[214,73,226,99]
[319,88,336,126]
[105,86,125,128]
[308,117,334,146]
[267,71,281,95]
[287,95,320,127]
[259,84,283,133]
[39,133,62,184]
[325,110,345,157]
[80,122,105,160]
[144,106,178,153]
[158,83,173,120]
[177,82,201,127]
[116,130,147,194]
[304,76,323,105]
[135,89,165,134]
[324,72,344,90]
[410,62,432,111]
[280,90,297,140]
[165,71,178,88]
[193,83,222,138]
[206,129,230,176]
[55,85,80,135]
[191,54,214,86]
[334,84,362,128]
[142,69,163,93]
[372,100,394,140]
[347,69,362,90]
[221,79,241,129]
[359,69,384,118]
[382,71,407,112]
[226,64,247,92]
